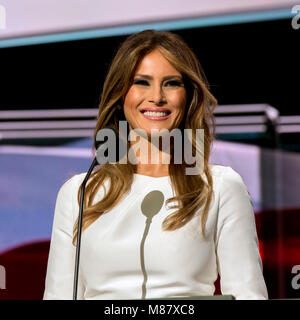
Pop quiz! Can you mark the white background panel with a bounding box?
[0,0,296,39]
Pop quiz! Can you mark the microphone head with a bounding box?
[141,190,164,220]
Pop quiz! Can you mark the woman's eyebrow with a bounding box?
[134,74,182,80]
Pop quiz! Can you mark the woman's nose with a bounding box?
[148,85,166,105]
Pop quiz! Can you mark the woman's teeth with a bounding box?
[143,111,168,117]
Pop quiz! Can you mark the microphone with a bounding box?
[141,190,164,221]
[73,126,126,300]
[140,190,164,299]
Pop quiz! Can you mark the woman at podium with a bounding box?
[43,30,268,300]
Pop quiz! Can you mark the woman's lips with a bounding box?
[140,109,171,121]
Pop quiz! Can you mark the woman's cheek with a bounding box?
[170,92,187,110]
[126,89,144,107]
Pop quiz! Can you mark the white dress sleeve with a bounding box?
[215,167,268,299]
[43,175,85,300]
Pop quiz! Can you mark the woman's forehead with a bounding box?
[134,49,181,77]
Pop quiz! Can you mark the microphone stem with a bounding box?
[73,157,98,300]
[140,217,152,300]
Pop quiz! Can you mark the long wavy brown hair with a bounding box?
[73,29,218,245]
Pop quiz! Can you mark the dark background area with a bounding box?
[0,18,298,115]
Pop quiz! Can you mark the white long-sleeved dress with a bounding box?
[43,164,268,300]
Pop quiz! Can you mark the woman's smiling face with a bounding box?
[123,49,187,135]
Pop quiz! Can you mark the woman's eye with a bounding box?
[165,80,182,87]
[133,79,149,86]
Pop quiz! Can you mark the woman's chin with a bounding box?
[142,123,174,134]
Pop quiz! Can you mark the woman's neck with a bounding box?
[134,164,169,177]
[130,132,170,177]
